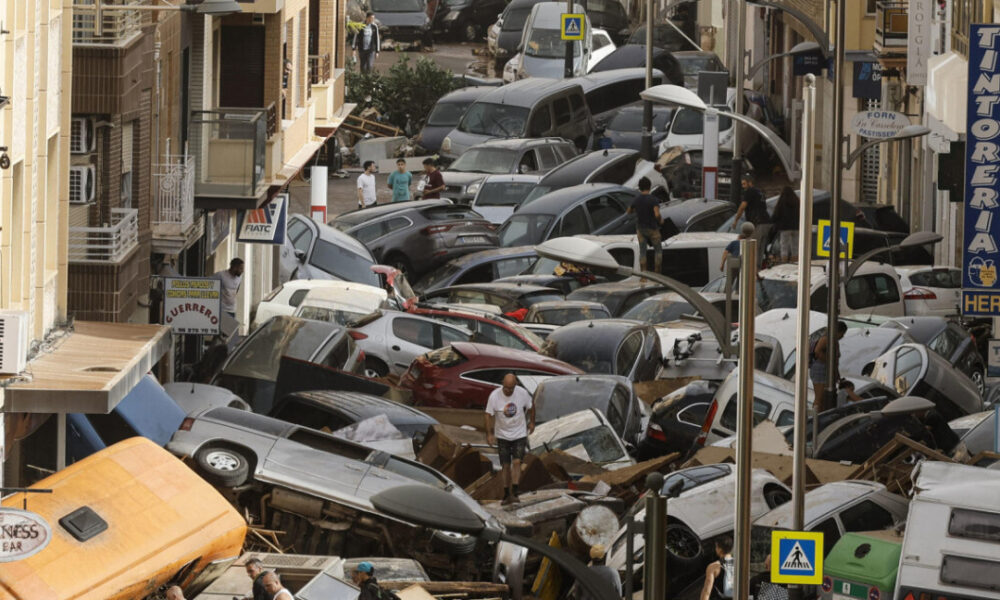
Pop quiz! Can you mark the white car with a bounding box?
[293,283,390,327]
[895,265,961,316]
[528,408,634,470]
[253,280,367,329]
[757,262,906,317]
[350,309,473,377]
[657,87,737,156]
[585,28,616,72]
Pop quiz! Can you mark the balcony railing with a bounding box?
[875,0,908,55]
[190,107,270,199]
[72,0,143,46]
[153,155,195,236]
[309,54,332,84]
[69,208,140,264]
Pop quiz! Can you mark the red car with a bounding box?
[406,304,543,352]
[401,341,583,409]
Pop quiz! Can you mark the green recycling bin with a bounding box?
[819,532,901,600]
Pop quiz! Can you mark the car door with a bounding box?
[387,314,472,374]
[516,149,541,174]
[362,217,413,261]
[280,216,316,281]
[842,273,904,317]
[264,428,370,499]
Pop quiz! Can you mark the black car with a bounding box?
[582,0,629,42]
[879,317,987,394]
[420,282,564,312]
[533,374,647,445]
[566,277,668,317]
[413,246,538,293]
[270,390,440,442]
[626,23,698,52]
[590,45,685,87]
[417,86,493,154]
[522,149,664,203]
[540,319,661,382]
[498,183,639,247]
[639,379,719,459]
[434,0,507,41]
[603,103,675,152]
[491,0,547,70]
[371,0,433,42]
[658,197,736,236]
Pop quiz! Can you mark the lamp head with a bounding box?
[371,485,486,535]
[892,124,931,141]
[899,231,943,248]
[535,237,627,275]
[640,84,708,112]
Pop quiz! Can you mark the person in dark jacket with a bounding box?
[353,12,381,73]
[240,558,268,600]
[770,186,800,263]
[352,561,383,600]
[731,173,769,228]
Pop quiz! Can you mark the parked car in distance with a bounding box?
[371,0,432,42]
[350,309,473,377]
[587,28,617,69]
[292,283,388,327]
[417,86,493,153]
[514,3,592,79]
[403,342,584,408]
[414,247,539,293]
[540,318,661,382]
[640,379,719,459]
[498,183,638,247]
[279,214,381,285]
[524,300,612,325]
[895,265,961,316]
[470,174,543,224]
[329,200,498,279]
[532,374,647,445]
[433,0,506,41]
[522,148,669,203]
[673,50,726,89]
[603,103,674,151]
[420,282,564,313]
[868,342,982,421]
[589,45,684,87]
[269,390,440,441]
[566,278,668,317]
[880,316,986,394]
[582,0,628,42]
[488,0,548,70]
[443,137,577,203]
[408,302,544,351]
[528,408,634,470]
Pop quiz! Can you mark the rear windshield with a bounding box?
[531,306,610,325]
[522,292,565,306]
[426,101,471,127]
[758,278,798,311]
[225,318,333,382]
[908,269,961,288]
[671,108,732,135]
[535,425,625,464]
[420,206,483,221]
[296,306,368,327]
[475,182,537,206]
[542,337,615,373]
[310,240,380,285]
[622,297,696,323]
[502,6,533,31]
[425,345,467,367]
[448,148,519,174]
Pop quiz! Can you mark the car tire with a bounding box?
[431,530,478,555]
[763,485,791,509]
[385,253,412,276]
[194,446,250,487]
[364,357,390,378]
[664,522,703,570]
[972,368,986,396]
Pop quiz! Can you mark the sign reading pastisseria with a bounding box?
[964,25,1000,316]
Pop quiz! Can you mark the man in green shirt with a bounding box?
[387,159,412,202]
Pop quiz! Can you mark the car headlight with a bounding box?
[466,182,480,196]
[445,11,461,21]
[442,137,452,153]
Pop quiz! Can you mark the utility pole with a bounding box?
[564,0,574,78]
[735,221,756,600]
[640,0,654,159]
[729,0,746,206]
[825,0,847,414]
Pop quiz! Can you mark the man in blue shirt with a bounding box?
[387,159,412,202]
[626,177,663,273]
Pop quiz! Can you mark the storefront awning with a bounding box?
[5,322,171,414]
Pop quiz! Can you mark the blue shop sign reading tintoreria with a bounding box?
[963,25,1000,316]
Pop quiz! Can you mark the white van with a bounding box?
[895,461,1000,600]
[757,262,906,317]
[697,367,812,444]
[512,2,592,80]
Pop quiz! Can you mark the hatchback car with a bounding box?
[658,197,736,236]
[414,247,538,293]
[524,300,612,325]
[329,200,498,279]
[868,342,982,420]
[402,342,583,408]
[433,0,506,41]
[420,282,564,312]
[895,265,961,316]
[498,183,638,247]
[408,303,544,351]
[443,137,577,203]
[540,319,661,382]
[880,316,986,394]
[417,86,493,154]
[603,103,674,152]
[470,174,543,224]
[350,309,474,377]
[566,278,668,317]
[280,214,381,285]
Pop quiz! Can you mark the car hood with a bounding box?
[442,130,498,159]
[418,125,455,153]
[443,171,490,187]
[522,54,583,78]
[375,11,430,27]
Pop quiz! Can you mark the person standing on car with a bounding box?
[810,321,847,412]
[731,173,769,228]
[626,177,663,274]
[699,536,735,600]
[358,160,378,208]
[770,186,800,263]
[387,158,412,202]
[421,158,445,200]
[485,373,535,504]
[353,12,381,73]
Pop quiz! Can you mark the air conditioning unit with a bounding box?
[70,117,95,154]
[0,311,29,375]
[69,165,96,204]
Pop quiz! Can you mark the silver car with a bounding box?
[350,309,473,378]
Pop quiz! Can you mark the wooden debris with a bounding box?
[845,434,958,495]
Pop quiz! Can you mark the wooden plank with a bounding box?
[383,582,510,595]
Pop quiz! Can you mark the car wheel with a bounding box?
[364,357,390,378]
[194,446,250,487]
[664,522,703,569]
[431,530,478,555]
[972,369,986,396]
[763,485,791,509]
[461,21,478,42]
[385,253,412,276]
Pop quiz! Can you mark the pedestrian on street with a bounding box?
[809,321,848,412]
[352,562,384,600]
[718,228,748,273]
[239,558,269,600]
[213,258,244,319]
[485,372,535,504]
[165,586,186,600]
[387,158,412,202]
[580,545,622,600]
[353,12,381,73]
[731,173,769,229]
[261,572,293,600]
[358,160,378,208]
[770,186,800,263]
[699,536,735,600]
[626,177,663,274]
[420,158,445,200]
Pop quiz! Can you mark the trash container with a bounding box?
[819,532,901,600]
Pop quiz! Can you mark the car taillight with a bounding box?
[180,418,195,431]
[693,399,719,446]
[646,422,667,442]
[485,223,499,230]
[349,330,368,340]
[422,224,454,235]
[904,287,937,300]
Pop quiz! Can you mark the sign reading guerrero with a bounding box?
[0,508,52,562]
[164,277,222,335]
[963,25,1000,316]
[237,194,288,245]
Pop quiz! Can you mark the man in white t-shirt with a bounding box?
[262,571,294,600]
[357,160,378,208]
[485,372,535,504]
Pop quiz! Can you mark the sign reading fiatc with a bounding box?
[0,508,52,562]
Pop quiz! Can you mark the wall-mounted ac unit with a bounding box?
[69,165,96,204]
[70,117,95,154]
[0,310,29,375]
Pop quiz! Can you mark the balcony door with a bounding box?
[219,26,265,108]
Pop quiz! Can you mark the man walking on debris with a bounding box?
[239,558,269,600]
[485,372,535,504]
[262,572,293,600]
[810,321,848,412]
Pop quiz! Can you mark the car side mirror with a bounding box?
[295,249,306,262]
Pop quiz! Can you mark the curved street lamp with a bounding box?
[746,41,822,80]
[844,231,944,282]
[843,125,933,170]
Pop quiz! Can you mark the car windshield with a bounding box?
[622,297,696,323]
[459,102,530,137]
[371,0,424,11]
[475,181,538,206]
[449,148,520,174]
[541,338,615,373]
[522,185,554,205]
[679,56,723,75]
[499,214,553,246]
[224,318,333,382]
[310,240,380,285]
[414,263,463,292]
[502,6,534,31]
[535,425,625,464]
[532,306,610,325]
[671,107,732,135]
[525,29,581,58]
[758,278,798,311]
[529,256,561,274]
[295,306,368,327]
[426,101,471,127]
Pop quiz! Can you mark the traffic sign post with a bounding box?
[816,219,854,259]
[560,13,584,40]
[771,530,824,585]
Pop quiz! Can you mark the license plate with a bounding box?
[459,236,490,245]
[719,176,731,185]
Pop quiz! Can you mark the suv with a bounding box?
[442,137,577,203]
[758,262,905,317]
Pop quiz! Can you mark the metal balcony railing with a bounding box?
[153,155,195,235]
[309,53,332,84]
[190,107,271,199]
[69,208,140,264]
[875,0,908,54]
[72,0,143,46]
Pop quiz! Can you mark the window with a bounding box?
[559,206,590,236]
[587,195,625,226]
[554,97,571,126]
[518,150,540,173]
[909,268,961,288]
[813,518,841,556]
[775,411,794,427]
[609,248,634,268]
[892,346,923,394]
[688,209,734,232]
[478,322,528,349]
[845,274,900,310]
[839,500,896,532]
[287,429,371,460]
[453,289,490,304]
[272,399,353,432]
[556,142,578,162]
[951,0,983,57]
[439,323,471,345]
[463,369,507,385]
[616,332,643,376]
[456,262,494,285]
[607,387,630,433]
[593,31,610,49]
[288,289,309,307]
[941,555,1000,590]
[496,256,534,278]
[949,508,1000,543]
[928,326,965,360]
[291,222,314,254]
[354,221,388,243]
[325,337,352,369]
[392,317,436,347]
[528,106,553,136]
[810,285,828,311]
[720,395,773,431]
[536,146,561,170]
[676,403,709,426]
[385,217,411,234]
[569,93,586,120]
[120,172,132,208]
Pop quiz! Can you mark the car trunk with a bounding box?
[419,206,498,250]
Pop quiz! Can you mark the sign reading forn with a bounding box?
[849,110,909,139]
[0,508,52,562]
[163,277,222,335]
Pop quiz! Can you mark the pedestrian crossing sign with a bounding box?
[561,14,585,40]
[816,218,855,259]
[771,530,824,585]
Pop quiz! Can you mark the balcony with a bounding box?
[310,54,332,85]
[69,208,140,264]
[72,0,143,47]
[153,155,196,240]
[190,105,275,208]
[875,1,908,57]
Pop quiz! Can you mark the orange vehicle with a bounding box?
[0,437,247,600]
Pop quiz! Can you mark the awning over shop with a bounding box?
[927,51,967,137]
[5,321,171,414]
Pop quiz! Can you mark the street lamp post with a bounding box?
[746,41,822,80]
[730,0,746,208]
[640,0,655,160]
[844,231,943,282]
